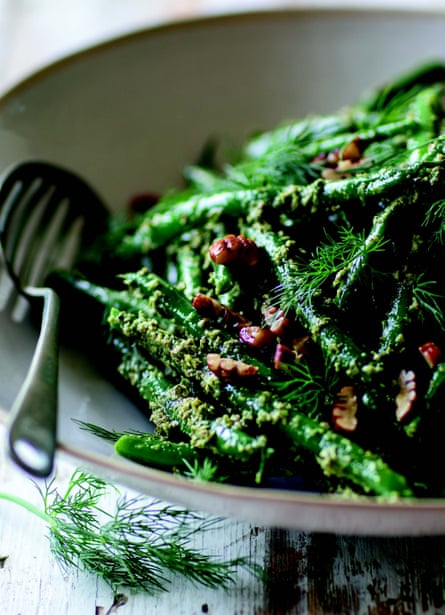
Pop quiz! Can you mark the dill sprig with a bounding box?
[185,141,323,192]
[413,274,445,329]
[424,198,445,245]
[272,359,338,419]
[223,143,323,188]
[368,83,424,123]
[183,457,224,482]
[277,226,388,313]
[0,469,259,596]
[73,419,143,442]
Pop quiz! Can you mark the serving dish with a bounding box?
[2,7,445,535]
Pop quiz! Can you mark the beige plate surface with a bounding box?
[1,7,445,535]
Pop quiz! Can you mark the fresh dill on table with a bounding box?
[0,469,258,596]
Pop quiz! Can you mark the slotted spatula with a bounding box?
[0,161,107,477]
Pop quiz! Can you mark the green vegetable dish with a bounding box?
[57,61,445,500]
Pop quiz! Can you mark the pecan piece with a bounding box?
[239,325,275,348]
[342,136,363,162]
[395,369,417,421]
[292,335,311,357]
[419,341,442,368]
[262,305,290,337]
[192,293,250,328]
[320,137,367,180]
[209,234,259,266]
[273,336,312,370]
[273,343,297,370]
[332,385,358,432]
[206,353,258,380]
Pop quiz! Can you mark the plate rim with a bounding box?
[1,5,445,103]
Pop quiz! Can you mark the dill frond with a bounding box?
[224,143,323,188]
[73,420,148,442]
[276,226,388,313]
[0,469,258,596]
[273,359,338,419]
[413,274,445,328]
[183,457,224,482]
[423,199,445,245]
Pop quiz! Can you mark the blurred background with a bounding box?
[1,0,444,94]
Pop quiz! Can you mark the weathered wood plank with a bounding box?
[263,530,445,614]
[2,433,445,614]
[0,434,266,614]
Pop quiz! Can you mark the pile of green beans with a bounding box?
[61,61,445,499]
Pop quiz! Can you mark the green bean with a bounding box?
[118,188,274,256]
[246,63,445,162]
[407,84,445,148]
[378,277,416,357]
[209,262,236,297]
[243,111,359,159]
[285,414,413,496]
[247,118,418,167]
[246,222,395,413]
[109,308,208,383]
[425,363,445,403]
[117,135,445,260]
[119,270,275,380]
[333,197,405,309]
[115,433,199,471]
[111,305,410,495]
[284,140,445,221]
[171,242,204,299]
[123,270,206,336]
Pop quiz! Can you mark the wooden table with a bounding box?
[2,428,445,614]
[2,2,445,613]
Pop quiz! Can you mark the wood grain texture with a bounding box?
[0,432,268,614]
[262,530,445,614]
[2,427,445,615]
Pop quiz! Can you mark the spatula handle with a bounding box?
[7,286,59,477]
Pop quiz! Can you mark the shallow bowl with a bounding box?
[1,7,445,535]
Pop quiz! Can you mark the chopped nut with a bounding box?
[292,335,311,357]
[419,341,442,368]
[326,149,340,166]
[239,325,275,348]
[332,385,358,432]
[273,336,312,370]
[127,191,160,214]
[342,137,363,162]
[192,293,250,328]
[337,159,355,171]
[192,293,223,318]
[262,305,290,337]
[319,137,366,181]
[206,353,259,380]
[395,369,416,421]
[321,168,344,181]
[273,343,297,369]
[209,234,259,266]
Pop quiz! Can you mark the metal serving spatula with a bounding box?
[0,161,107,477]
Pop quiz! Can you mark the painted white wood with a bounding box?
[0,423,267,614]
[4,431,445,614]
